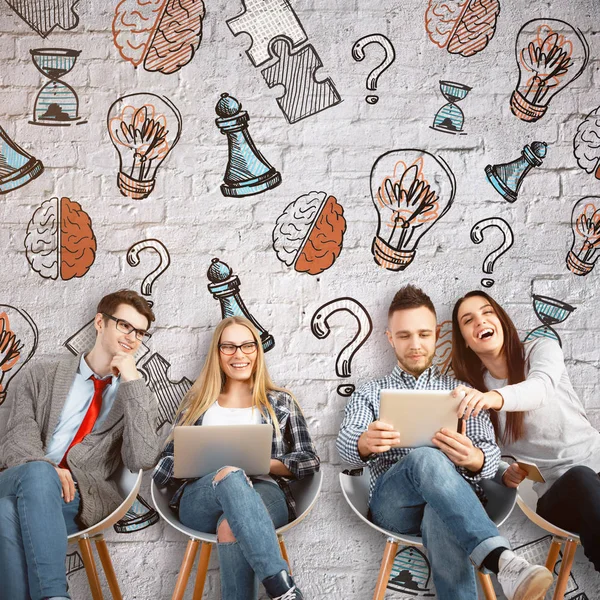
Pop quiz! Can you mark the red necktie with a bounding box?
[59,375,111,469]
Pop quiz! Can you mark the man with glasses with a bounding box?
[0,289,166,600]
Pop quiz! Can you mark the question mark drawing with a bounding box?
[470,218,514,287]
[351,34,396,104]
[311,297,373,396]
[127,239,171,298]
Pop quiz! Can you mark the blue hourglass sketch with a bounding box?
[431,81,471,135]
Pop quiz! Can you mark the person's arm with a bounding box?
[152,438,175,487]
[271,393,320,479]
[459,410,500,482]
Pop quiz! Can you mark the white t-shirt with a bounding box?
[203,400,275,484]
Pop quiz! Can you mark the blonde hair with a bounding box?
[169,316,290,441]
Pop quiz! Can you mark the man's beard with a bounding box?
[396,352,435,378]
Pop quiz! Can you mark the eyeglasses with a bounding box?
[102,313,152,341]
[218,342,258,356]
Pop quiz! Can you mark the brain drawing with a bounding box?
[24,197,96,280]
[425,0,500,57]
[273,192,346,275]
[574,105,600,179]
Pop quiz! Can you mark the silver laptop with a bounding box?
[379,389,461,448]
[174,424,272,478]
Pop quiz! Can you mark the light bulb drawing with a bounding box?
[370,149,456,271]
[0,305,39,406]
[511,19,589,123]
[566,197,600,277]
[107,93,182,200]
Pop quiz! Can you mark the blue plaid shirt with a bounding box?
[336,365,500,503]
[153,391,320,520]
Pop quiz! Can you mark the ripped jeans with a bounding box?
[178,468,289,600]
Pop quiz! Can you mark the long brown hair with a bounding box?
[451,291,526,445]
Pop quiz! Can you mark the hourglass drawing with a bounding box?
[29,48,86,126]
[524,295,575,347]
[431,80,471,135]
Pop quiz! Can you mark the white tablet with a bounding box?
[379,389,461,448]
[174,424,272,478]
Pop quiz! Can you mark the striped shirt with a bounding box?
[153,390,320,520]
[336,365,500,503]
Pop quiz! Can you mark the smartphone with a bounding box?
[515,460,546,483]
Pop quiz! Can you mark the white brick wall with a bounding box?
[1,0,599,597]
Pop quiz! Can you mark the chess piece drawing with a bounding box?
[29,49,86,126]
[207,258,275,352]
[486,142,547,203]
[0,125,44,193]
[215,93,281,197]
[524,295,575,348]
[431,81,471,135]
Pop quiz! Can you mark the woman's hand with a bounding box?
[502,463,528,488]
[453,385,504,419]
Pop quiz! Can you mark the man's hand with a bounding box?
[358,421,400,459]
[54,467,76,503]
[502,463,528,488]
[432,423,484,472]
[110,352,141,382]
[269,458,293,477]
[453,385,504,419]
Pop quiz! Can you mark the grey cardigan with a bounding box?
[1,354,167,528]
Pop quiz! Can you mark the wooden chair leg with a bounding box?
[546,538,562,572]
[553,540,578,600]
[477,572,497,600]
[172,539,199,600]
[192,542,212,600]
[94,535,123,600]
[78,536,104,600]
[373,538,398,600]
[278,535,291,575]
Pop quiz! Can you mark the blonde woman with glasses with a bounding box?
[153,316,319,600]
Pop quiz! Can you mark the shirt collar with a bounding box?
[391,363,441,385]
[79,353,118,385]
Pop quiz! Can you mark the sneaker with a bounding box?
[497,550,553,600]
[262,570,304,599]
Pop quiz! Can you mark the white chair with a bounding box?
[67,466,143,600]
[516,479,581,600]
[339,468,516,600]
[151,471,323,600]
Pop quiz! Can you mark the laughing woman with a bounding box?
[451,290,600,572]
[153,316,320,600]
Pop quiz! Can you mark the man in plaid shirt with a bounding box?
[337,285,553,600]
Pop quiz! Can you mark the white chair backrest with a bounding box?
[480,476,517,527]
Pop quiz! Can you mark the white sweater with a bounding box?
[485,337,600,497]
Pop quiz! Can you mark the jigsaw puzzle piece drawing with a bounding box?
[226,0,307,67]
[261,38,342,124]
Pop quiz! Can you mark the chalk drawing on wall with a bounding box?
[107,92,182,200]
[114,494,159,533]
[431,81,471,135]
[351,34,395,105]
[227,0,341,123]
[24,196,96,281]
[261,37,342,124]
[387,545,435,596]
[29,48,86,126]
[0,125,44,194]
[311,298,373,397]
[127,239,171,300]
[207,257,275,352]
[0,305,39,406]
[215,93,281,197]
[524,295,575,348]
[433,320,454,377]
[112,0,205,74]
[566,197,600,277]
[574,105,600,180]
[65,550,84,577]
[5,0,80,37]
[470,218,514,287]
[273,192,346,276]
[370,149,456,272]
[425,0,500,57]
[510,19,589,123]
[485,141,547,203]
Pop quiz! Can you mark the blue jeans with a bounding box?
[369,448,510,600]
[178,469,289,600]
[0,461,81,600]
